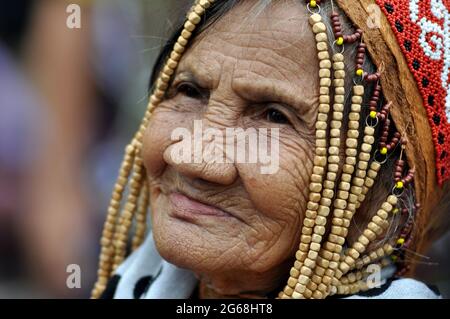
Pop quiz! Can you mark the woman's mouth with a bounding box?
[169,192,232,221]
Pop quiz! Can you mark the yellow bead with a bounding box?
[380,147,388,155]
[336,36,344,46]
[395,181,404,189]
[391,255,398,262]
[356,69,363,76]
[392,208,399,214]
[309,0,317,7]
[397,238,405,245]
[369,110,377,118]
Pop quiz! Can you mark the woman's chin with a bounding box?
[151,219,226,274]
[151,199,240,272]
[150,191,293,282]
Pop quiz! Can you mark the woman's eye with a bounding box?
[266,108,289,124]
[177,83,202,99]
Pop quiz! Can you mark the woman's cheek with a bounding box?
[237,134,312,224]
[142,106,190,179]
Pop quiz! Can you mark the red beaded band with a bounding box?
[376,0,450,185]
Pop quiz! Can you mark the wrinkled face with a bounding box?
[142,0,319,294]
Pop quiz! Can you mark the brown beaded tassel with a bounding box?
[391,146,418,277]
[330,9,362,46]
[91,0,215,299]
[394,203,418,277]
[355,43,366,77]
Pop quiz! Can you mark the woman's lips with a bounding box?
[169,192,231,220]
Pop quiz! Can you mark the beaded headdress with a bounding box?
[91,0,449,299]
[375,0,450,186]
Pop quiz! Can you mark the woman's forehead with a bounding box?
[207,0,310,35]
[176,0,319,107]
[185,0,316,68]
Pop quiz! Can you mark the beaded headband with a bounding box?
[375,0,450,186]
[91,0,441,299]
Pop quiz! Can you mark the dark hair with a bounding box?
[150,0,241,90]
[0,0,35,52]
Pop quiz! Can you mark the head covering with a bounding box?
[377,0,450,185]
[335,0,449,253]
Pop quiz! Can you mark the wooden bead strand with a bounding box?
[335,259,391,295]
[111,0,212,270]
[333,143,416,291]
[313,85,381,297]
[332,216,394,292]
[118,0,213,266]
[186,0,204,19]
[349,243,394,273]
[91,0,215,299]
[280,11,332,299]
[352,79,383,207]
[393,159,405,184]
[278,2,420,299]
[356,161,381,208]
[132,180,149,251]
[309,84,365,298]
[338,195,398,275]
[357,104,401,209]
[338,254,391,287]
[91,144,135,298]
[290,47,346,299]
[312,68,382,298]
[344,29,363,44]
[112,155,145,270]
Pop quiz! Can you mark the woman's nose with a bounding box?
[163,129,238,186]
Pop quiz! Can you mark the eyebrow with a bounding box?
[172,69,212,90]
[231,77,313,115]
[172,71,197,85]
[172,68,314,116]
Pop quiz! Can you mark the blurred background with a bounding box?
[0,0,448,298]
[0,0,190,298]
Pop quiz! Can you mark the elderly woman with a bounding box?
[91,0,450,299]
